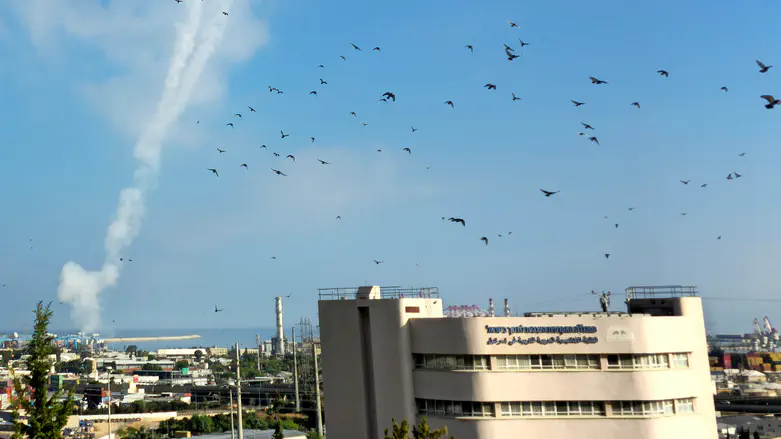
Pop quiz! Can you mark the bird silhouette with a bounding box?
[604,254,610,259]
[512,93,521,101]
[240,164,248,169]
[508,21,519,28]
[411,126,418,132]
[465,45,473,52]
[373,47,381,52]
[615,224,619,229]
[721,86,728,92]
[589,77,608,85]
[222,12,228,16]
[260,145,267,149]
[589,137,599,145]
[217,148,225,153]
[761,95,780,109]
[207,168,219,177]
[271,168,287,176]
[680,180,691,185]
[445,101,454,108]
[318,64,325,68]
[757,59,773,73]
[310,91,318,96]
[281,130,290,138]
[340,56,346,60]
[286,293,293,298]
[628,207,635,211]
[481,237,488,246]
[448,217,466,226]
[717,236,722,240]
[215,305,223,312]
[350,43,362,51]
[248,106,256,112]
[273,153,280,157]
[506,49,519,61]
[226,123,234,128]
[734,172,742,178]
[374,260,384,264]
[540,189,559,197]
[485,84,497,90]
[582,122,595,130]
[318,159,330,165]
[631,102,640,108]
[571,100,585,106]
[519,39,530,47]
[234,113,242,118]
[336,216,342,220]
[382,92,396,102]
[361,122,369,126]
[350,112,357,117]
[310,137,315,143]
[320,78,327,84]
[727,173,733,180]
[657,70,669,77]
[701,184,707,188]
[738,152,746,156]
[402,148,411,154]
[681,213,688,216]
[286,155,295,162]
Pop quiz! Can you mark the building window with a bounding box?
[675,398,695,413]
[500,401,605,417]
[413,354,490,371]
[496,354,600,370]
[611,399,677,416]
[670,353,690,368]
[606,354,670,370]
[416,399,494,418]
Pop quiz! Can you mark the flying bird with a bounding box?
[340,55,346,60]
[240,164,248,169]
[317,159,330,165]
[518,39,530,47]
[738,152,746,156]
[174,0,182,3]
[589,77,608,85]
[207,168,219,177]
[273,152,280,157]
[374,260,384,264]
[336,216,341,220]
[268,86,278,93]
[448,217,466,227]
[222,12,228,16]
[271,168,287,176]
[657,70,669,77]
[445,101,454,108]
[604,254,610,259]
[628,207,635,211]
[717,236,722,240]
[411,126,418,132]
[540,189,559,197]
[481,237,488,246]
[465,45,473,52]
[361,122,369,126]
[260,145,267,149]
[721,86,728,92]
[378,98,388,103]
[281,130,290,138]
[700,184,707,188]
[216,148,225,153]
[508,21,519,28]
[581,122,595,130]
[680,180,691,185]
[215,305,223,313]
[761,95,780,109]
[310,137,315,143]
[286,155,295,162]
[402,148,411,154]
[310,91,318,96]
[286,293,293,298]
[615,224,619,229]
[350,111,357,117]
[588,137,599,145]
[373,47,381,52]
[382,92,396,101]
[318,64,325,68]
[225,123,234,128]
[320,78,327,84]
[234,113,242,118]
[680,213,688,216]
[350,43,362,51]
[506,48,519,61]
[484,84,497,90]
[512,93,521,101]
[248,106,256,112]
[757,59,773,73]
[734,172,742,178]
[631,102,640,108]
[503,43,514,53]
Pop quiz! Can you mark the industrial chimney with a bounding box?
[274,296,286,357]
[489,298,495,317]
[504,299,510,317]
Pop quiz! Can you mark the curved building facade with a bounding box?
[318,285,717,439]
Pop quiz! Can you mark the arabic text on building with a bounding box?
[484,324,598,335]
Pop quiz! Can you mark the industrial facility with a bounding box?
[318,285,717,439]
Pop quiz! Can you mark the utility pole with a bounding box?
[106,367,113,439]
[292,326,300,412]
[255,334,261,372]
[229,386,236,439]
[313,343,323,437]
[235,343,244,439]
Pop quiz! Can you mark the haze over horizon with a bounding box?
[1,0,780,335]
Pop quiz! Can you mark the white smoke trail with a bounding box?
[58,0,234,332]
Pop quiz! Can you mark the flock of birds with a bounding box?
[188,9,772,256]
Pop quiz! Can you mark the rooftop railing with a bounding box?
[625,285,699,299]
[318,286,440,300]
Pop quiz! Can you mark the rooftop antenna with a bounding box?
[592,290,611,312]
[489,298,495,317]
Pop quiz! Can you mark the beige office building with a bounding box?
[318,285,717,439]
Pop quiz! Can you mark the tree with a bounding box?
[12,302,74,439]
[125,345,138,355]
[384,418,453,439]
[272,422,284,439]
[194,350,203,362]
[175,360,189,370]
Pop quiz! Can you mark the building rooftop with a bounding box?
[625,285,698,299]
[318,286,440,300]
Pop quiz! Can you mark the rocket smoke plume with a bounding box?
[58,0,234,332]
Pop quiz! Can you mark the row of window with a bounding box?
[416,398,696,418]
[413,353,690,371]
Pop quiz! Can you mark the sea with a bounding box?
[1,327,294,351]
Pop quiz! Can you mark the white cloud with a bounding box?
[8,0,269,144]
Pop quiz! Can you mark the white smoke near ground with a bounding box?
[58,0,234,332]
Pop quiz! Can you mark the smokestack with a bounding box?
[504,299,510,317]
[275,297,285,357]
[489,298,495,317]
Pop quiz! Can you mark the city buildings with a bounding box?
[318,285,718,439]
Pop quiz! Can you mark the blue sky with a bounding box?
[1,0,780,335]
